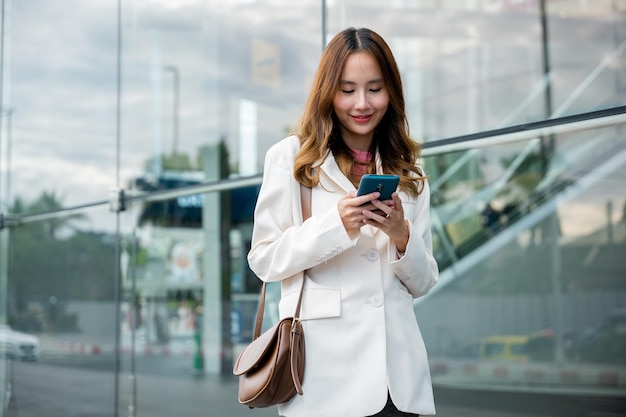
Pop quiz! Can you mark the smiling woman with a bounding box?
[248,27,438,417]
[333,51,390,151]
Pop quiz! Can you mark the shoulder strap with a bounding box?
[253,183,311,340]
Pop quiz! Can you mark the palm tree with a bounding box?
[12,190,88,239]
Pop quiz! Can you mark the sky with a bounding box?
[0,0,623,239]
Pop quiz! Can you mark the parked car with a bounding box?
[446,335,529,362]
[479,335,529,362]
[0,324,41,361]
[569,309,626,365]
[523,328,577,362]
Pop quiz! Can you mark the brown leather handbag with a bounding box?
[232,278,305,408]
[233,184,311,408]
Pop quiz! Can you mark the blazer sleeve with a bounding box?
[389,178,439,298]
[247,140,356,283]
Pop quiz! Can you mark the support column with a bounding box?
[201,144,232,374]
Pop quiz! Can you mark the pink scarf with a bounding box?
[351,149,373,179]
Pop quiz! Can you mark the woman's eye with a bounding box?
[370,88,382,93]
[341,89,354,94]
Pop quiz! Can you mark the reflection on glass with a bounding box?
[421,124,626,400]
[5,207,118,417]
[1,0,625,416]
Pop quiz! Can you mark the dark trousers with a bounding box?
[367,393,420,417]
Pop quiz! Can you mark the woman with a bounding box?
[247,27,439,417]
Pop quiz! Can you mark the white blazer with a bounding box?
[247,136,438,417]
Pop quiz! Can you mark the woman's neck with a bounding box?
[340,131,373,152]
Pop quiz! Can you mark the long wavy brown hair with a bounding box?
[294,27,425,197]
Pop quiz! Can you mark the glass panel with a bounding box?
[8,1,118,214]
[421,121,626,414]
[5,207,119,417]
[326,1,626,140]
[2,0,624,416]
[118,0,323,409]
[0,228,9,414]
[426,122,626,271]
[121,0,321,196]
[120,178,284,416]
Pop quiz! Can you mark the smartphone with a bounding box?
[356,174,400,201]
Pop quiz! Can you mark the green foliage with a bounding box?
[144,152,195,172]
[124,239,149,267]
[162,152,194,171]
[7,191,117,329]
[11,190,88,238]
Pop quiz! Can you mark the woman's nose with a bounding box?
[355,91,369,109]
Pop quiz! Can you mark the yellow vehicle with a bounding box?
[479,335,529,362]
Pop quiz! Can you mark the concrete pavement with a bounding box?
[12,360,624,417]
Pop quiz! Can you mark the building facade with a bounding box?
[1,1,625,416]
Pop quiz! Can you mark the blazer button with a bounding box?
[366,294,384,308]
[365,248,379,262]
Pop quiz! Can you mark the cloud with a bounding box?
[6,0,322,224]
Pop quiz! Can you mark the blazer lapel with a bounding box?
[317,150,356,194]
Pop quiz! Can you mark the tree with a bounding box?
[7,191,116,332]
[11,190,88,239]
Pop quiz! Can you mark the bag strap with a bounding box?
[252,183,311,340]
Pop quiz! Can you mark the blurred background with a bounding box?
[0,0,625,416]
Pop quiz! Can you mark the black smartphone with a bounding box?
[356,174,400,201]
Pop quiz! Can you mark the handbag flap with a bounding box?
[233,318,289,376]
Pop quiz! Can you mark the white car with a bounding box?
[0,324,40,361]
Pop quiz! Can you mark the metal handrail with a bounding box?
[1,106,625,228]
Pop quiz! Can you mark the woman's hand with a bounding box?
[338,191,381,240]
[362,192,409,253]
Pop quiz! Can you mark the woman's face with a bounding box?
[333,51,389,151]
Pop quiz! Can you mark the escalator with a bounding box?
[417,107,626,408]
[424,107,626,294]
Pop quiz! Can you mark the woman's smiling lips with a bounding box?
[351,114,373,123]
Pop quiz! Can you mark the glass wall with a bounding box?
[1,1,625,416]
[421,121,626,402]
